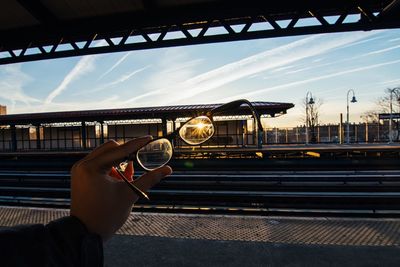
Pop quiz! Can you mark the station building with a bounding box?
[0,101,294,152]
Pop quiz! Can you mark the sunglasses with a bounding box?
[116,99,263,199]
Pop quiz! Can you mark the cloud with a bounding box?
[334,34,386,50]
[182,32,377,101]
[129,31,379,105]
[44,55,98,104]
[378,78,400,85]
[0,64,40,105]
[97,51,132,80]
[12,95,121,114]
[44,40,107,104]
[389,37,400,42]
[78,65,150,95]
[220,58,400,102]
[100,66,149,88]
[281,36,397,75]
[363,44,400,56]
[123,49,203,105]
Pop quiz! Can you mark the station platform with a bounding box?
[1,206,399,266]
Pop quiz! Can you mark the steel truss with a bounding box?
[1,1,400,64]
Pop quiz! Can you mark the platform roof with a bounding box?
[0,101,294,125]
[1,0,399,64]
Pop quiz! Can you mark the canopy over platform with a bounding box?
[1,0,399,64]
[0,101,294,125]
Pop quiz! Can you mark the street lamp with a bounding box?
[389,87,400,143]
[305,91,315,144]
[346,89,357,144]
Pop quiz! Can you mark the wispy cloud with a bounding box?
[285,39,399,75]
[389,37,400,42]
[334,34,386,50]
[123,49,203,105]
[97,51,132,81]
[154,31,379,104]
[12,95,121,114]
[45,40,107,104]
[363,44,400,56]
[44,55,98,104]
[100,66,149,88]
[77,65,150,95]
[378,78,400,86]
[0,64,40,106]
[220,58,400,102]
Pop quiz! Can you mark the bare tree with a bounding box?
[376,87,400,114]
[301,96,323,143]
[360,110,379,123]
[367,87,400,141]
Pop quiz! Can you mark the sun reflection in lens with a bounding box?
[196,122,205,129]
[179,116,215,145]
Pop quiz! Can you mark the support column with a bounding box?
[339,113,343,144]
[81,121,87,149]
[256,116,263,149]
[328,125,331,142]
[285,128,288,144]
[11,124,17,151]
[36,125,41,149]
[377,121,380,142]
[161,118,168,137]
[100,121,105,144]
[355,124,358,143]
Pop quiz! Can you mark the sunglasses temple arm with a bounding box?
[210,99,264,131]
[115,168,150,200]
[210,99,244,116]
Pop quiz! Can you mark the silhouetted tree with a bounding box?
[375,87,400,141]
[301,96,323,143]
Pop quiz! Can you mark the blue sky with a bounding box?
[1,28,399,127]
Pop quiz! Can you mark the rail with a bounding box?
[1,170,400,215]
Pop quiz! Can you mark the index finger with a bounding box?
[90,136,152,171]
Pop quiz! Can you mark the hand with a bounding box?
[70,136,172,241]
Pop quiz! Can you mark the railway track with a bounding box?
[1,170,400,215]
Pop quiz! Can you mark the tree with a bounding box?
[376,87,400,114]
[360,110,379,123]
[377,87,400,141]
[301,95,323,143]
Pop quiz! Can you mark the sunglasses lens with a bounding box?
[136,138,173,171]
[179,116,214,145]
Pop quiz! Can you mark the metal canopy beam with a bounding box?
[1,1,399,65]
[16,0,58,25]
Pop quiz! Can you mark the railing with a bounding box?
[0,122,399,152]
[265,122,399,144]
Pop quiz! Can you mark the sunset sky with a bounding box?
[1,28,399,127]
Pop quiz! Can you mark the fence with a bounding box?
[265,121,399,144]
[0,120,398,152]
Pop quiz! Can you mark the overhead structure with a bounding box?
[0,101,293,125]
[1,0,400,64]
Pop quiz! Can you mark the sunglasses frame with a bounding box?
[119,99,263,200]
[134,99,263,171]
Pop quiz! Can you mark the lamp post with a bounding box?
[389,87,400,143]
[346,89,357,144]
[305,91,315,144]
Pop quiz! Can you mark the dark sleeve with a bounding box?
[0,216,103,267]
